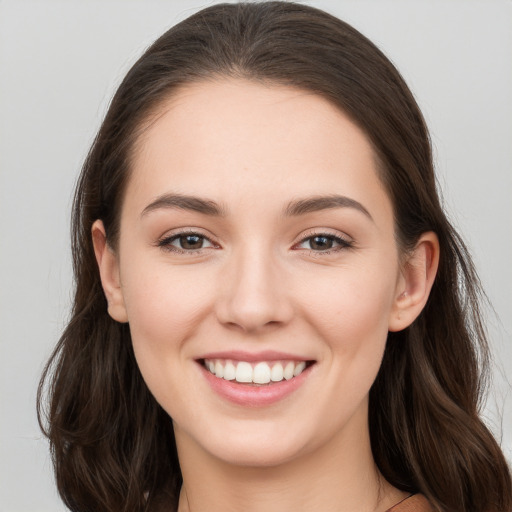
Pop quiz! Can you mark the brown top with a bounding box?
[386,494,433,512]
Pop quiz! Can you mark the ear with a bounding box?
[91,220,128,323]
[388,231,440,332]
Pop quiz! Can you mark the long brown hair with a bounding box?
[38,2,511,511]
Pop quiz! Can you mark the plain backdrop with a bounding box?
[0,1,511,510]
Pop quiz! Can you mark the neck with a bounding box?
[175,407,407,512]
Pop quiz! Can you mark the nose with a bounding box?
[215,246,294,333]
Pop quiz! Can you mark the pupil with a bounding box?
[311,236,332,250]
[181,235,203,249]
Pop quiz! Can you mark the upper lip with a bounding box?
[198,350,313,362]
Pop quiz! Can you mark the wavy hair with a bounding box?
[38,2,511,511]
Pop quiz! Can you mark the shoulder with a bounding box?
[386,494,434,512]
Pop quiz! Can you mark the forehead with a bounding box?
[126,78,392,223]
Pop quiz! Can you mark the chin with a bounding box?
[211,438,307,468]
[177,414,322,469]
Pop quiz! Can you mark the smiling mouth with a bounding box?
[200,358,315,385]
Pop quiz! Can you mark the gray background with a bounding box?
[1,1,510,510]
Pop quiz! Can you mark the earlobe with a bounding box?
[388,231,440,332]
[91,220,128,323]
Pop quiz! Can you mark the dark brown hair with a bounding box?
[38,2,511,511]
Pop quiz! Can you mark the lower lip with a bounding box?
[199,363,313,407]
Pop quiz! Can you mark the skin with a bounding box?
[93,79,439,512]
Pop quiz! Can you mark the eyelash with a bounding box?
[156,229,353,256]
[293,231,354,255]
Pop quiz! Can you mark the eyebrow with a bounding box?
[140,192,372,221]
[283,194,373,220]
[141,193,227,217]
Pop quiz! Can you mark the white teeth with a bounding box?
[271,363,284,382]
[253,362,271,384]
[293,361,306,377]
[204,359,309,384]
[223,361,236,381]
[214,360,224,378]
[283,361,295,380]
[235,361,253,383]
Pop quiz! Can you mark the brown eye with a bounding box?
[295,233,353,253]
[178,234,204,249]
[309,235,334,250]
[158,232,216,253]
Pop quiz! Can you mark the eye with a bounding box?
[158,231,217,253]
[295,233,353,253]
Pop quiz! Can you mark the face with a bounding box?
[98,79,413,467]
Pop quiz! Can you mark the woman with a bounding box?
[38,2,512,511]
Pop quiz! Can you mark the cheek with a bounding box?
[120,263,217,417]
[123,266,212,342]
[298,260,398,386]
[302,260,397,338]
[120,258,215,365]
